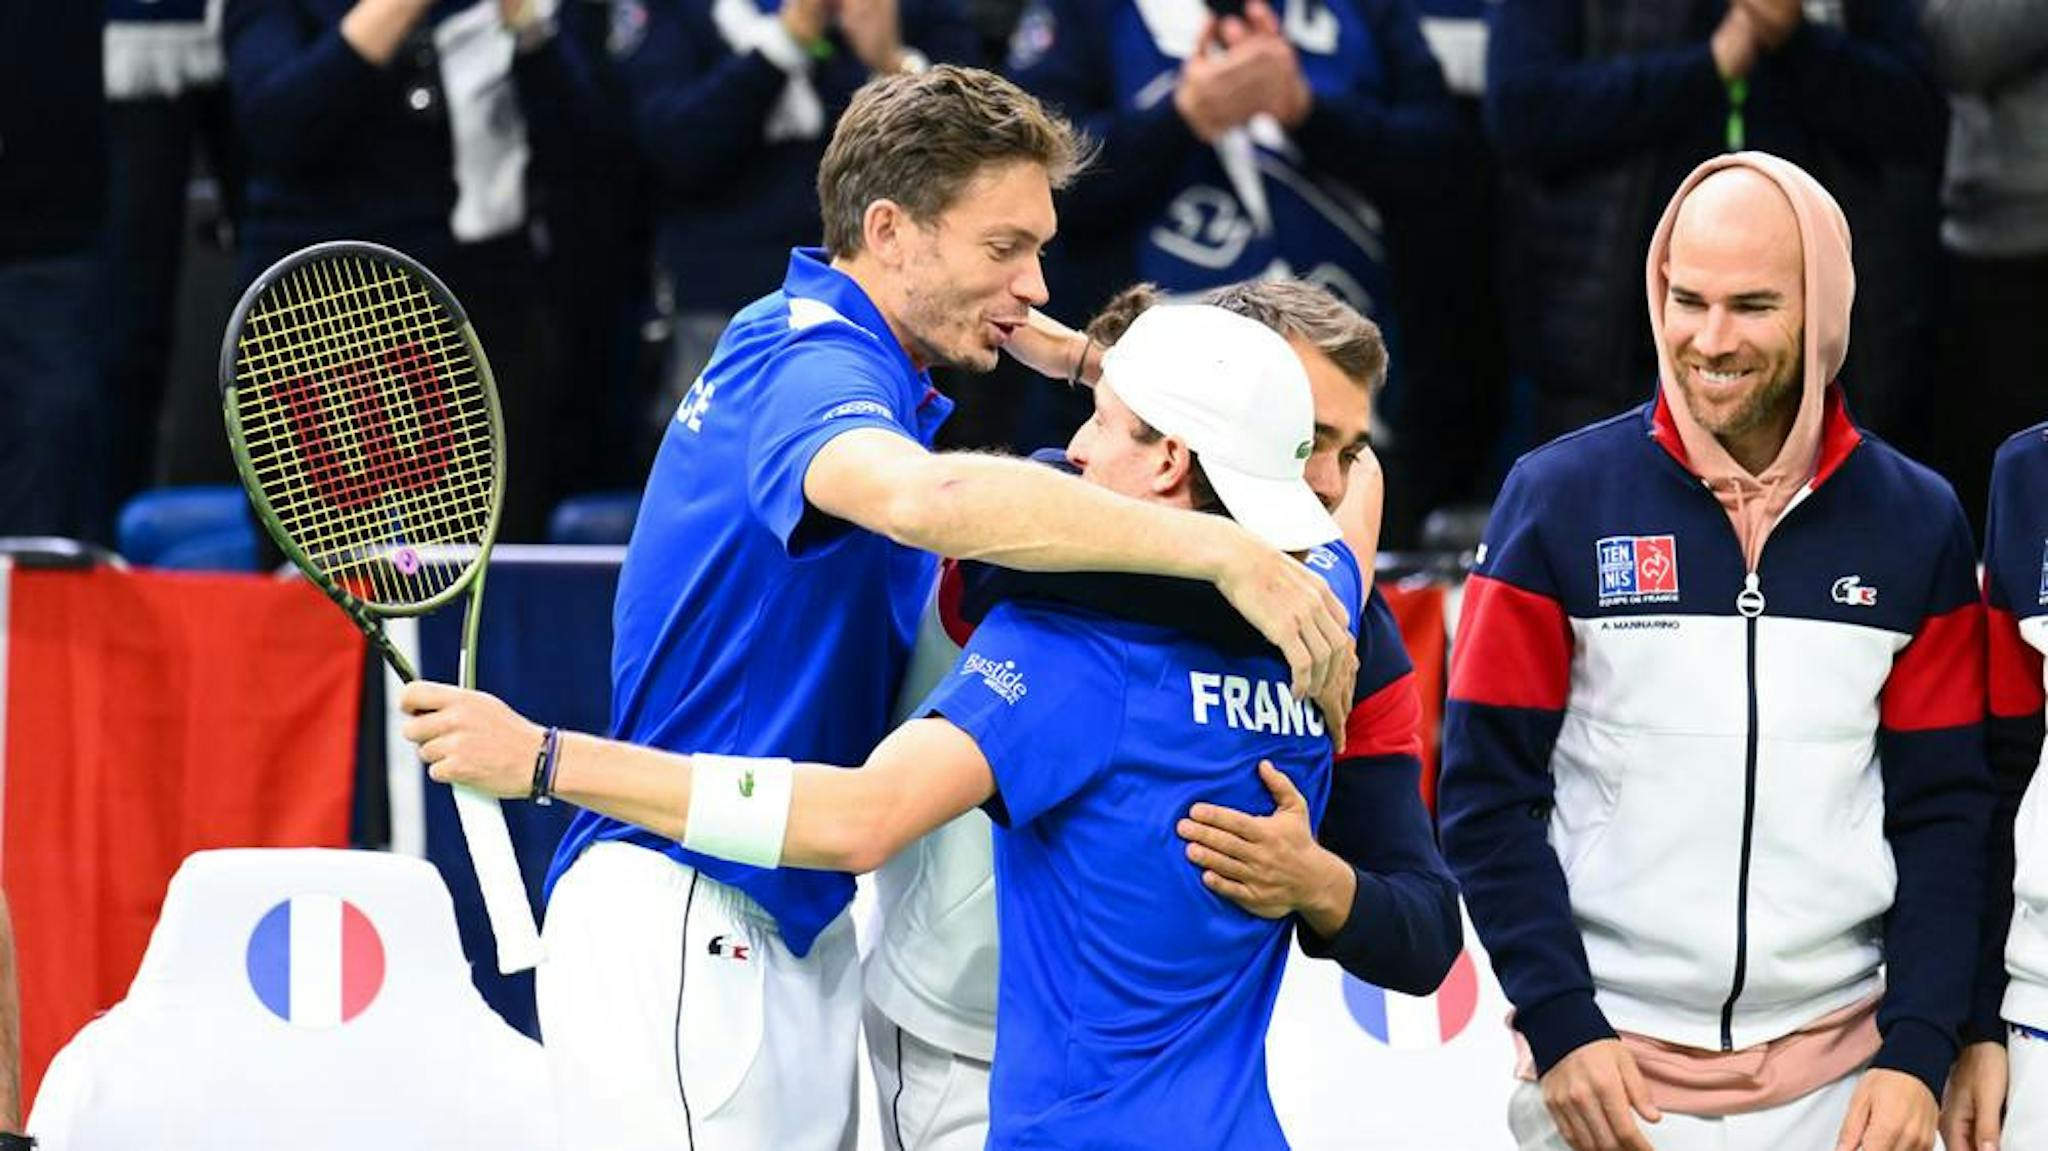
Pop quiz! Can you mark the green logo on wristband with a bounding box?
[739,769,755,799]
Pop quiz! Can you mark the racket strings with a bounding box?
[240,266,495,563]
[231,254,498,608]
[241,261,490,586]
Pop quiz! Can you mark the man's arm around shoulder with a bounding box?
[803,427,1357,718]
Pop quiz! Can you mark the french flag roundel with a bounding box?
[245,895,387,1027]
[1342,949,1480,1048]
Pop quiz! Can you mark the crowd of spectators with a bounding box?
[0,0,2037,551]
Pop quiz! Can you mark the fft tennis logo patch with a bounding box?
[1343,949,1480,1048]
[246,895,387,1027]
[1596,535,1680,607]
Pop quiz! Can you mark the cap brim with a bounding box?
[1202,465,1343,552]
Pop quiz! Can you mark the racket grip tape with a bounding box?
[450,784,547,973]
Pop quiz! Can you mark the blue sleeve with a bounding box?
[1006,0,1207,241]
[1289,0,1475,202]
[1870,497,1993,1096]
[1436,460,1610,1072]
[919,604,1127,828]
[1303,757,1463,993]
[1975,435,2048,1044]
[621,0,802,195]
[1482,0,1725,174]
[223,0,384,176]
[1300,589,1461,990]
[744,335,916,559]
[1771,0,1947,168]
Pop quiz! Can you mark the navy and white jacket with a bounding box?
[1981,423,2048,1039]
[1439,388,1991,1097]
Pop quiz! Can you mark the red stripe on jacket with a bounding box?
[1448,575,1571,711]
[1881,602,1987,731]
[1987,603,2046,720]
[1345,670,1424,762]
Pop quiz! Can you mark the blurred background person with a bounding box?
[103,0,245,522]
[1920,0,2048,544]
[1003,0,1477,504]
[225,0,605,541]
[529,0,658,498]
[614,0,980,458]
[1373,0,1511,550]
[1487,0,1947,447]
[0,3,111,543]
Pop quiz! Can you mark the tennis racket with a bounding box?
[220,240,544,974]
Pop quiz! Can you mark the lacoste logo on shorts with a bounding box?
[738,769,755,798]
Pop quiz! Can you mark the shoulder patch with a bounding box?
[820,399,892,423]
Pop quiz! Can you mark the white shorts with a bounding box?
[537,842,861,1151]
[863,1003,992,1151]
[1508,1070,1859,1151]
[2010,1027,2048,1151]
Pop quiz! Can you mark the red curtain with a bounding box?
[3,568,364,1109]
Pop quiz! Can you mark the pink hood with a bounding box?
[1644,152,1857,570]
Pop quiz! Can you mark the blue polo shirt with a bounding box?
[920,542,1363,1150]
[546,249,953,956]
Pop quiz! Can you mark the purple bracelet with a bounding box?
[529,726,562,804]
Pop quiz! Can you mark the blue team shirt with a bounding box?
[921,542,1364,1150]
[546,249,953,956]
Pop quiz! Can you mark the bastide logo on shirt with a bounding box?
[962,653,1029,705]
[1595,534,1680,608]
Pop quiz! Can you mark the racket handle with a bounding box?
[450,783,547,973]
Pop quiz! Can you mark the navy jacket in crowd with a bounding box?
[225,0,607,285]
[0,2,108,262]
[1008,0,1469,323]
[1486,0,1947,439]
[615,0,980,316]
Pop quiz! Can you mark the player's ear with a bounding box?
[863,199,911,268]
[1153,436,1195,498]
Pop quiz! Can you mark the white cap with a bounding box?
[1099,305,1340,552]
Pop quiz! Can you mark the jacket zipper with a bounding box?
[1720,571,1766,1049]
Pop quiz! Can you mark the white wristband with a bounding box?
[683,755,794,869]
